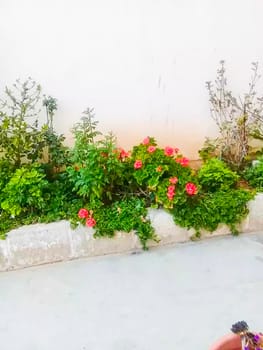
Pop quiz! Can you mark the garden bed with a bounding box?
[0,194,262,272]
[1,75,263,272]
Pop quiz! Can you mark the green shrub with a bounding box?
[40,172,84,222]
[73,198,157,250]
[198,158,239,192]
[243,157,263,191]
[70,108,101,164]
[1,165,48,216]
[68,133,128,207]
[130,137,194,208]
[171,189,254,236]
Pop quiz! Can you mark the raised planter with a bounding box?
[0,193,263,272]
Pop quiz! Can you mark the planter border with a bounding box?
[0,194,263,272]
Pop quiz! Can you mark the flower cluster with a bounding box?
[166,177,178,201]
[78,208,96,227]
[135,137,186,170]
[231,321,263,350]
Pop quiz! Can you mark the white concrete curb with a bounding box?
[0,194,263,272]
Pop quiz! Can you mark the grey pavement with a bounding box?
[1,233,263,350]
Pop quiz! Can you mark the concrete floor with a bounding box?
[1,233,263,350]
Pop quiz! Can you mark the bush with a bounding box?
[198,158,239,192]
[69,134,197,247]
[40,172,84,222]
[243,157,263,191]
[89,198,157,250]
[68,133,128,207]
[1,165,48,217]
[171,189,253,236]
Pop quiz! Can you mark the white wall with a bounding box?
[0,0,263,158]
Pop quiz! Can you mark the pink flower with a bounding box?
[134,160,143,169]
[86,217,96,227]
[164,146,174,157]
[185,182,198,196]
[167,184,176,200]
[156,166,162,172]
[119,148,129,159]
[78,208,89,219]
[147,145,156,153]
[176,157,189,167]
[180,157,189,167]
[167,185,175,193]
[167,192,175,201]
[142,137,150,145]
[169,177,178,184]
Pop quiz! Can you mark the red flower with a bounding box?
[156,166,162,172]
[167,192,175,201]
[142,137,150,145]
[169,177,178,184]
[86,217,96,227]
[167,185,175,193]
[147,145,156,153]
[180,157,189,167]
[78,208,89,219]
[164,146,174,157]
[134,160,143,169]
[167,184,175,200]
[119,148,129,159]
[185,182,198,196]
[176,157,189,167]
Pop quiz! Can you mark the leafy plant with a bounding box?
[74,198,157,250]
[130,137,194,208]
[1,164,48,216]
[71,108,102,164]
[171,189,253,237]
[42,130,69,175]
[39,171,84,223]
[198,158,239,192]
[243,156,263,191]
[68,132,127,206]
